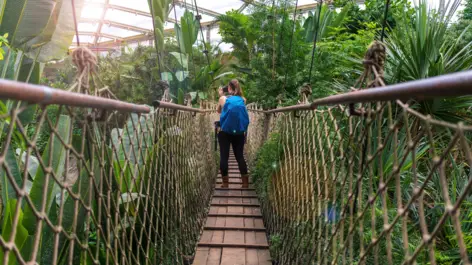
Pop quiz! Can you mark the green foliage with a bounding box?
[218,10,257,65]
[251,133,282,200]
[0,33,8,60]
[303,4,350,42]
[148,0,172,52]
[386,0,472,82]
[174,10,199,54]
[0,0,85,62]
[462,0,472,20]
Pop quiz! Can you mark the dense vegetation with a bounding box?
[1,0,472,264]
[239,0,472,263]
[218,0,472,108]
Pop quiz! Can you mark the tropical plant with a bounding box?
[386,0,472,123]
[0,0,85,63]
[148,0,173,54]
[174,10,200,55]
[302,4,350,43]
[218,10,258,65]
[0,33,9,61]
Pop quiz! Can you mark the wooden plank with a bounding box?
[258,250,272,265]
[200,230,213,243]
[207,248,222,265]
[225,217,244,228]
[224,231,245,244]
[206,217,216,227]
[215,216,226,227]
[211,203,260,207]
[227,206,244,214]
[244,218,255,228]
[245,231,257,244]
[208,213,262,218]
[192,247,209,265]
[204,226,266,232]
[255,232,268,245]
[246,249,259,265]
[199,243,269,249]
[254,219,265,229]
[213,195,258,198]
[220,248,246,265]
[214,187,255,191]
[193,171,272,265]
[212,231,224,243]
[228,197,243,204]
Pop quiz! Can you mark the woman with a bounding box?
[217,79,250,188]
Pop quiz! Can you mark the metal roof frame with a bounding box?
[75,0,361,50]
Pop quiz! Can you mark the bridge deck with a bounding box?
[193,157,272,265]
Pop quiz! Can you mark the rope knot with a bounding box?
[72,47,97,90]
[298,83,312,104]
[72,47,98,74]
[363,40,386,78]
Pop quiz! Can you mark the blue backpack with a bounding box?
[220,96,250,134]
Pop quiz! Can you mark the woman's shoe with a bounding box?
[241,174,249,188]
[222,176,229,188]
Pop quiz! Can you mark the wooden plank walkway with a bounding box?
[193,157,272,265]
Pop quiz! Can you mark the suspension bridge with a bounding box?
[0,46,472,264]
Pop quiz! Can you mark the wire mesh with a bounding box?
[0,101,218,265]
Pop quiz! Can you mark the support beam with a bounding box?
[94,0,110,45]
[78,31,124,41]
[173,0,222,17]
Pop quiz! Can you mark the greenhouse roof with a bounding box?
[72,0,324,51]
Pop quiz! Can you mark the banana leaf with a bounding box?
[23,114,71,234]
[25,0,85,62]
[0,0,55,47]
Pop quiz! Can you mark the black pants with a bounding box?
[218,131,248,176]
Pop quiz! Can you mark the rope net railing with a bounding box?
[246,48,472,264]
[0,90,218,264]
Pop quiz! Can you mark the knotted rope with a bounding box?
[298,83,312,104]
[363,40,386,82]
[71,47,98,93]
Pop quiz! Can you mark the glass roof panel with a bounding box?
[80,4,104,19]
[101,26,143,38]
[74,0,248,50]
[196,0,245,14]
[76,35,95,44]
[109,0,150,12]
[105,9,153,30]
[78,23,99,32]
[169,5,215,23]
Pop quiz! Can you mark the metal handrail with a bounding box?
[153,100,214,113]
[0,79,150,113]
[264,70,472,113]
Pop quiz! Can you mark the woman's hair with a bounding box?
[228,79,243,96]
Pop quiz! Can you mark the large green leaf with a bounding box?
[0,145,22,212]
[180,10,198,53]
[175,71,189,82]
[174,23,187,54]
[0,200,30,265]
[170,52,189,70]
[149,0,172,52]
[23,114,71,234]
[177,88,185,105]
[52,157,100,265]
[26,0,85,62]
[161,72,173,81]
[0,0,55,47]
